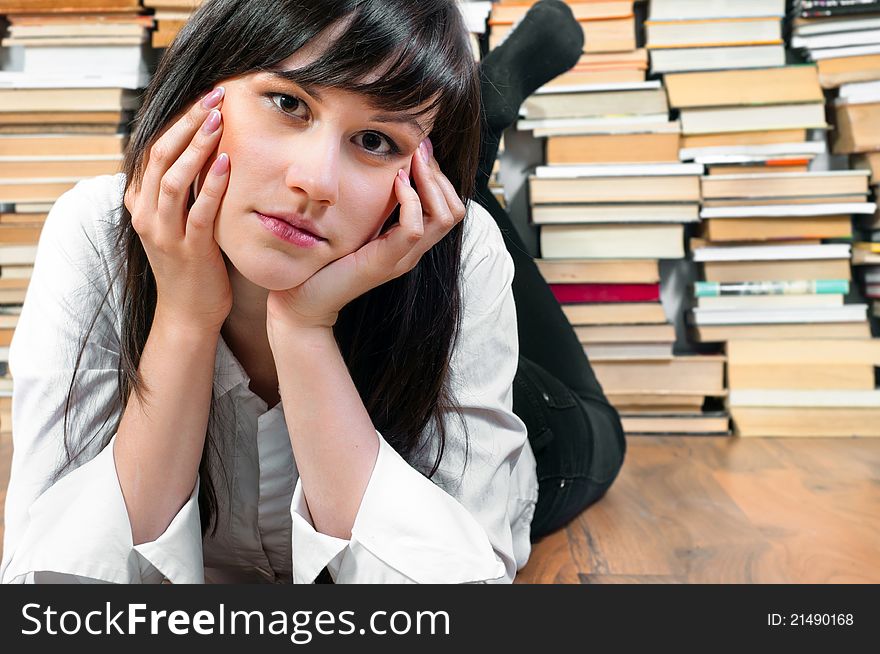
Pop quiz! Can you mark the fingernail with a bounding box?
[201,86,225,109]
[397,169,410,186]
[425,137,433,159]
[211,153,229,176]
[203,109,221,133]
[419,140,429,164]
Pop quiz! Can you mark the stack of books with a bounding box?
[143,0,200,48]
[528,157,732,433]
[791,0,880,89]
[727,340,880,437]
[458,1,492,60]
[0,0,144,398]
[665,65,829,176]
[645,0,786,75]
[490,1,646,87]
[690,170,876,344]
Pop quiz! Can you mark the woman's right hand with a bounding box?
[124,86,233,335]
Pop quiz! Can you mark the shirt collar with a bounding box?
[213,334,251,399]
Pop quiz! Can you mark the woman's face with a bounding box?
[202,46,435,291]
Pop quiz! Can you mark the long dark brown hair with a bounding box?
[57,0,481,536]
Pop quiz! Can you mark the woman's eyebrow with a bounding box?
[266,69,428,136]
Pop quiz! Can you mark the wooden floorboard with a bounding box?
[516,435,880,584]
[1,432,877,583]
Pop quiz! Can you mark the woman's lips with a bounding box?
[255,212,325,248]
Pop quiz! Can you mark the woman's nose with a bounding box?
[284,129,340,206]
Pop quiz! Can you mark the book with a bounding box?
[700,203,873,217]
[541,223,685,259]
[731,407,880,436]
[549,283,661,304]
[700,215,853,242]
[535,258,660,283]
[649,0,786,20]
[694,279,850,296]
[490,17,636,52]
[545,131,680,164]
[0,87,137,113]
[521,86,667,119]
[649,45,785,74]
[663,66,823,108]
[679,103,827,134]
[696,294,843,309]
[531,203,699,225]
[534,163,703,178]
[727,338,880,365]
[728,363,875,390]
[561,302,667,325]
[700,170,869,198]
[573,323,676,343]
[0,244,37,265]
[592,356,726,395]
[833,101,880,152]
[584,342,674,360]
[646,17,782,49]
[0,133,125,156]
[816,53,880,87]
[681,129,809,149]
[0,178,81,203]
[0,158,122,179]
[0,0,141,9]
[490,1,634,23]
[692,242,852,263]
[619,413,730,435]
[689,304,868,325]
[529,176,701,204]
[702,258,852,282]
[692,321,870,342]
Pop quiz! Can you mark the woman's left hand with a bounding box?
[266,139,466,332]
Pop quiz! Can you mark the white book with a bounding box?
[693,243,852,262]
[836,79,880,105]
[532,120,681,138]
[680,141,827,162]
[649,0,785,20]
[700,203,876,218]
[680,103,827,134]
[649,45,785,74]
[532,81,662,96]
[0,70,147,90]
[793,29,880,50]
[535,163,704,178]
[0,245,38,266]
[691,304,867,325]
[541,223,685,260]
[809,43,880,60]
[532,203,700,225]
[691,153,818,165]
[795,17,880,36]
[517,113,670,131]
[729,389,880,408]
[23,44,152,76]
[457,1,492,34]
[696,294,843,310]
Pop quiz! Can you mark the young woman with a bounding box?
[1,0,624,584]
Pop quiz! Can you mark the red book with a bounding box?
[549,283,661,304]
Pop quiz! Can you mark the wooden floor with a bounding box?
[1,431,878,583]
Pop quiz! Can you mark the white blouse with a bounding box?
[0,174,538,584]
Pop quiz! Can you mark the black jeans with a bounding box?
[473,185,627,542]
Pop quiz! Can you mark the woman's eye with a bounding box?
[354,131,396,156]
[270,93,309,119]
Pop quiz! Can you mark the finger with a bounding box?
[156,108,225,230]
[140,87,225,212]
[411,141,456,240]
[431,164,467,226]
[186,152,230,247]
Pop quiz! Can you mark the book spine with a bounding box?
[694,280,850,297]
[550,283,661,303]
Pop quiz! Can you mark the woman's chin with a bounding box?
[234,260,316,292]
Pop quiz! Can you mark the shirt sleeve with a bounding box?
[1,176,204,584]
[289,202,537,584]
